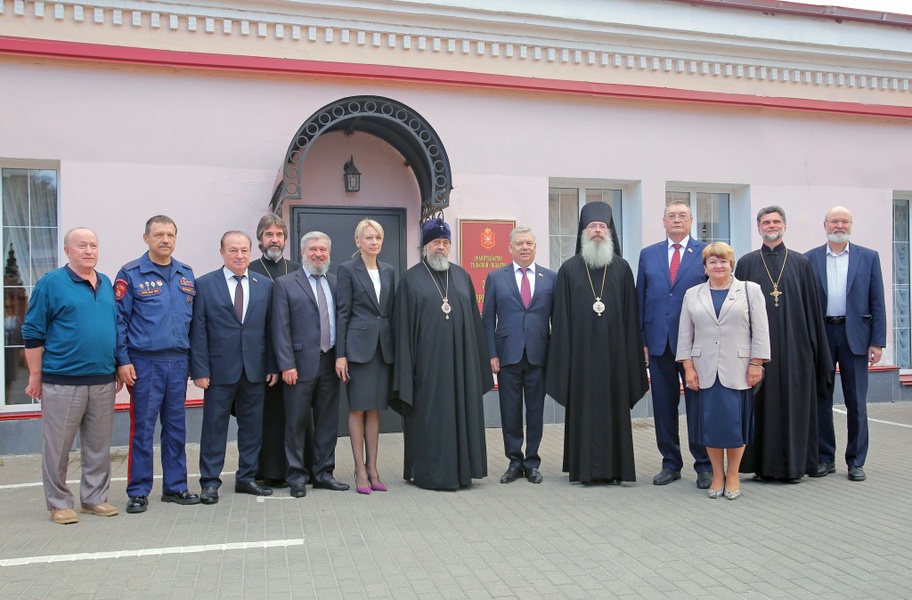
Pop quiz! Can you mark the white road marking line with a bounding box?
[257,495,299,502]
[0,473,203,491]
[833,407,912,429]
[0,539,304,567]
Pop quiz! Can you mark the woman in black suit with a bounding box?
[335,219,397,494]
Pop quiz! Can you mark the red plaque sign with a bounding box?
[459,220,516,313]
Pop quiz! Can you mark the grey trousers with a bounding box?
[41,382,116,510]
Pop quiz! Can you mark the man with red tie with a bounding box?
[482,226,557,484]
[636,201,712,489]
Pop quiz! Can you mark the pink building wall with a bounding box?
[0,61,907,355]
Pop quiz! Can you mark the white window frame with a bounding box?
[1,159,61,414]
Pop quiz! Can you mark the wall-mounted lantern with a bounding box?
[343,156,361,193]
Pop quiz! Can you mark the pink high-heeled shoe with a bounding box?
[354,472,371,495]
[367,473,388,492]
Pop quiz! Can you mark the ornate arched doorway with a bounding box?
[270,95,453,223]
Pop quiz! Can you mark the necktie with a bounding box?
[669,243,682,284]
[520,267,532,309]
[233,275,244,323]
[315,275,331,352]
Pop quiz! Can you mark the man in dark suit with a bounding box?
[482,226,556,484]
[190,231,277,504]
[636,201,713,489]
[272,231,350,498]
[806,206,886,482]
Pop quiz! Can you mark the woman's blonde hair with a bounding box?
[702,241,736,268]
[354,218,384,242]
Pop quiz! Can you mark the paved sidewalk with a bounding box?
[1,402,910,599]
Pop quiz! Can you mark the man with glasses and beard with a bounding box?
[546,202,648,485]
[805,206,884,482]
[248,214,308,487]
[391,218,493,490]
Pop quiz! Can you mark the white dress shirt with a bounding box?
[825,242,850,317]
[223,266,249,321]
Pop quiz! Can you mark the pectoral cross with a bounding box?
[770,284,782,308]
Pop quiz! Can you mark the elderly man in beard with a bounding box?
[391,218,493,490]
[546,202,649,485]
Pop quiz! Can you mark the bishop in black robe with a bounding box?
[391,221,493,490]
[546,202,648,484]
[735,243,832,480]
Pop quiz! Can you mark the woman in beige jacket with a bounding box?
[677,243,770,500]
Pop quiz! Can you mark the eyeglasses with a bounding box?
[664,213,691,221]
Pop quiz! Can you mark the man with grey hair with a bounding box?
[23,228,120,524]
[248,214,305,486]
[482,226,556,484]
[734,206,831,483]
[805,206,885,482]
[272,231,349,498]
[392,218,493,490]
[546,202,648,485]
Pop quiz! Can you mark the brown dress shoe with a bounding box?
[51,508,79,524]
[81,502,119,517]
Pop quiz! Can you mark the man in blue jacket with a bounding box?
[636,201,712,489]
[806,206,886,482]
[482,226,556,484]
[23,228,120,524]
[116,215,199,513]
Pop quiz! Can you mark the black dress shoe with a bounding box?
[696,471,713,489]
[652,468,681,485]
[126,495,148,514]
[161,490,201,505]
[848,466,866,481]
[200,487,219,505]
[312,478,350,491]
[500,466,522,484]
[289,485,307,498]
[812,462,836,477]
[235,481,273,496]
[525,467,543,484]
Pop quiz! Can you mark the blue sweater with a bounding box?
[21,266,117,385]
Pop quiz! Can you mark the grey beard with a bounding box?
[426,254,450,272]
[303,259,330,276]
[264,246,284,261]
[763,231,782,243]
[580,235,614,269]
[827,233,849,244]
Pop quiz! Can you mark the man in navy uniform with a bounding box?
[636,201,712,489]
[116,215,200,513]
[806,206,886,482]
[482,226,556,484]
[191,231,278,504]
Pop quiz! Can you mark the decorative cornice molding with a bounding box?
[2,0,911,102]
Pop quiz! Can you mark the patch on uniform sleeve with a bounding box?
[115,279,128,300]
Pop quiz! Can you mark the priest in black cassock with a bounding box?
[546,202,648,484]
[391,218,493,490]
[248,214,307,486]
[734,206,832,482]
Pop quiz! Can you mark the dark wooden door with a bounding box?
[290,206,407,435]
